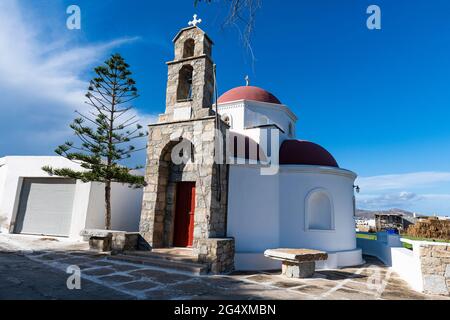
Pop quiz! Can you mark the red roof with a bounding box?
[218,86,282,105]
[279,140,339,168]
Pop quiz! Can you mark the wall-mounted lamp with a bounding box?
[353,185,360,193]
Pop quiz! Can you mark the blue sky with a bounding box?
[1,0,450,215]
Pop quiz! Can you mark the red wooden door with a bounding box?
[173,182,196,247]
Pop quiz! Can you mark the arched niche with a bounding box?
[305,188,335,231]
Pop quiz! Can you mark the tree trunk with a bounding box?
[105,181,112,230]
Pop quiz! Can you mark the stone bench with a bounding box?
[80,229,141,253]
[264,248,328,278]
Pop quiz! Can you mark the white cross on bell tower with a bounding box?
[188,14,202,27]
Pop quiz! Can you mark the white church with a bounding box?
[0,17,362,273]
[218,88,362,270]
[138,18,363,272]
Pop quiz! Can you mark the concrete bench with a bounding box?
[264,248,328,278]
[80,229,141,253]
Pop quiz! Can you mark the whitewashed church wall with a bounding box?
[227,164,361,270]
[218,100,297,144]
[279,168,357,252]
[227,165,279,252]
[217,104,245,131]
[227,165,357,253]
[244,101,296,138]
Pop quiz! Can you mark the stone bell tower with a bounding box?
[159,17,215,122]
[140,16,234,274]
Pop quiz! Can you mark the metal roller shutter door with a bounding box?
[14,178,76,237]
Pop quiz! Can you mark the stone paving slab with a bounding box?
[58,257,93,265]
[316,270,361,280]
[270,280,308,288]
[98,274,136,284]
[168,278,218,297]
[120,281,160,291]
[88,261,115,267]
[129,269,192,284]
[245,274,278,283]
[295,284,332,296]
[144,289,186,300]
[109,264,142,272]
[0,252,132,300]
[39,253,69,260]
[1,236,450,301]
[328,288,377,300]
[84,267,117,276]
[341,280,380,293]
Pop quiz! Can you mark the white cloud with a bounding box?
[357,191,422,209]
[0,0,156,160]
[357,192,450,215]
[355,171,450,215]
[356,172,450,192]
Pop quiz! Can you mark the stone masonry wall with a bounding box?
[140,117,229,248]
[420,243,450,296]
[164,58,213,121]
[139,25,233,273]
[173,27,212,61]
[194,238,235,274]
[162,26,214,122]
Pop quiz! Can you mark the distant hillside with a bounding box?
[356,208,421,219]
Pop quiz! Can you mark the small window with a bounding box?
[177,65,194,101]
[306,189,334,231]
[288,122,293,137]
[183,39,195,58]
[352,196,356,217]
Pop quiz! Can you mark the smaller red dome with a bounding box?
[279,140,339,168]
[218,86,282,105]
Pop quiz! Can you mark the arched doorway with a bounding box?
[155,138,197,248]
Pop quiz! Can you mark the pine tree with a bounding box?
[43,53,147,230]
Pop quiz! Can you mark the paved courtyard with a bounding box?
[0,234,448,300]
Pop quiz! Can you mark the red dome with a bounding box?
[279,140,339,168]
[218,86,282,104]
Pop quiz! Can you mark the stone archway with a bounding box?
[140,118,231,269]
[150,138,196,248]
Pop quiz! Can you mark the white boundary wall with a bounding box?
[391,243,424,292]
[357,232,450,293]
[0,156,143,238]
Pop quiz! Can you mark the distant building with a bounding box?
[355,218,376,232]
[375,213,414,233]
[433,216,450,221]
[416,215,450,222]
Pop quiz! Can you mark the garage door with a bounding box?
[14,178,76,237]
